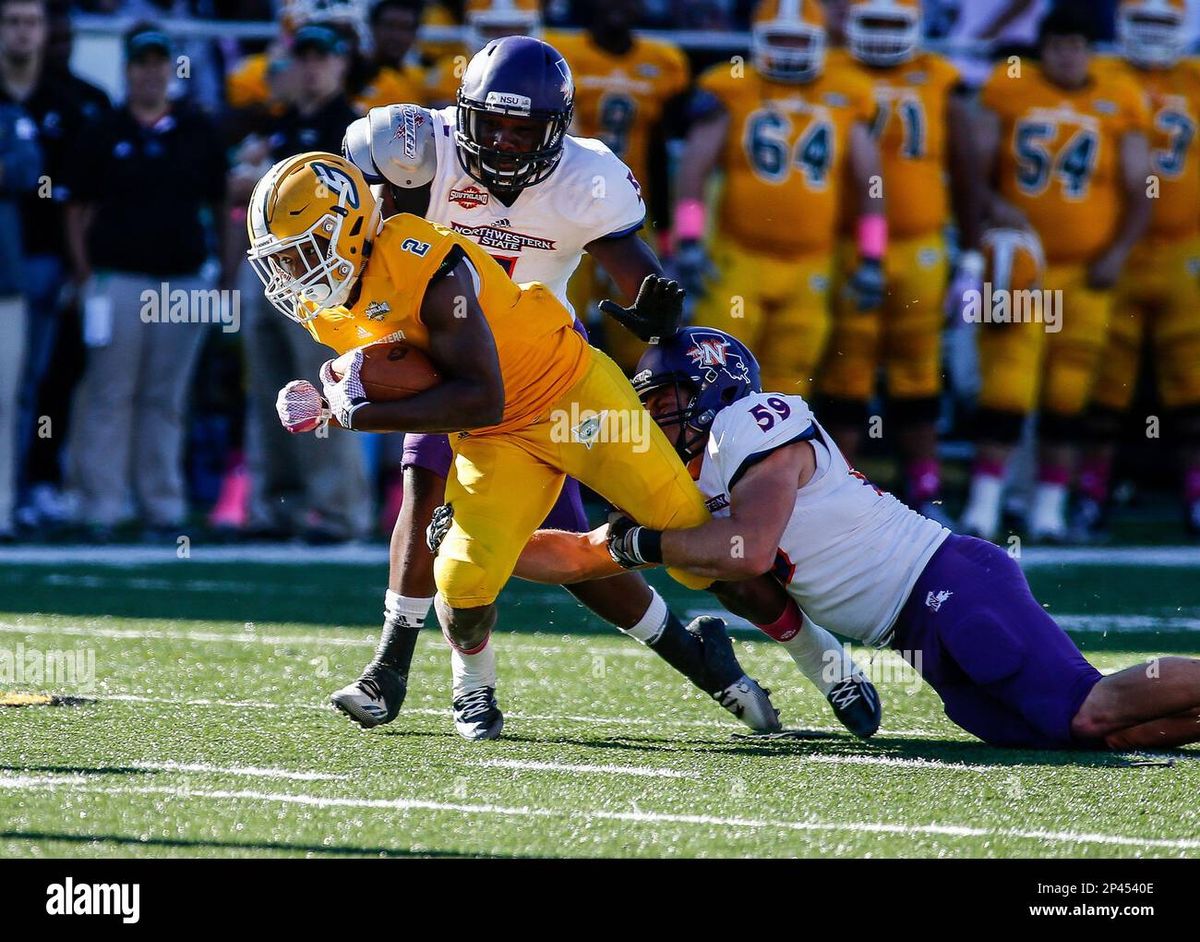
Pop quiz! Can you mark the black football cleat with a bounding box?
[452,686,504,741]
[688,615,782,733]
[330,663,407,729]
[827,673,882,739]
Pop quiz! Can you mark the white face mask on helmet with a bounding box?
[465,1,542,54]
[752,20,826,82]
[1118,0,1186,69]
[846,1,922,67]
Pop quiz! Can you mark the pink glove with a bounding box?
[276,379,329,434]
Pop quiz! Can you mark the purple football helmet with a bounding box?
[633,327,762,462]
[455,35,574,191]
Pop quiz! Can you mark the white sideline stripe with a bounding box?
[130,761,347,781]
[0,544,1198,567]
[3,778,1197,851]
[0,621,653,656]
[85,693,946,739]
[472,758,701,779]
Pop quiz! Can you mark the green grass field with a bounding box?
[1,545,1198,858]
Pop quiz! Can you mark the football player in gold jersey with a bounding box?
[675,0,886,396]
[1075,0,1200,539]
[248,152,788,740]
[555,0,691,372]
[963,6,1152,542]
[815,0,980,523]
[424,0,543,107]
[226,0,426,117]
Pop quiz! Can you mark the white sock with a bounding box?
[620,589,668,644]
[962,473,1004,539]
[385,590,434,629]
[781,620,854,696]
[450,638,496,699]
[1030,481,1068,535]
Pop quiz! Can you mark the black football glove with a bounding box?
[606,512,663,568]
[846,257,886,312]
[599,273,686,345]
[426,502,454,554]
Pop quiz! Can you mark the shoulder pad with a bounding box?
[352,104,437,190]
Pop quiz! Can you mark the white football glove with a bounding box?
[319,350,369,430]
[276,380,329,434]
[944,250,985,325]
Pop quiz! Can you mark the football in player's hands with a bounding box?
[328,340,442,400]
[598,274,685,344]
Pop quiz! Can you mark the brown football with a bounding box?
[331,340,441,401]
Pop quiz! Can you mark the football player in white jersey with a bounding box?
[560,326,1200,751]
[327,36,880,740]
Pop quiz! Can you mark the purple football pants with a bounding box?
[890,534,1103,749]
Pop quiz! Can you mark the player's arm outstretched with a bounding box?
[608,443,813,581]
[328,254,505,433]
[845,116,887,310]
[670,99,728,297]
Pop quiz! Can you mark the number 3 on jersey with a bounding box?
[745,110,833,188]
[1014,120,1098,199]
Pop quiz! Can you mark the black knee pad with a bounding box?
[1168,404,1200,444]
[1040,410,1086,446]
[972,407,1025,446]
[1083,405,1125,443]
[814,395,870,430]
[889,395,941,429]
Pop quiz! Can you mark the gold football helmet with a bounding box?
[752,0,827,83]
[247,152,381,323]
[846,0,922,67]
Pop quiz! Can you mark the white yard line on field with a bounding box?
[804,754,993,772]
[129,761,348,781]
[0,544,1199,568]
[69,692,948,740]
[2,776,1196,852]
[470,758,702,779]
[473,754,991,777]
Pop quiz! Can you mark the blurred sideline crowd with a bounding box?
[0,0,1195,546]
